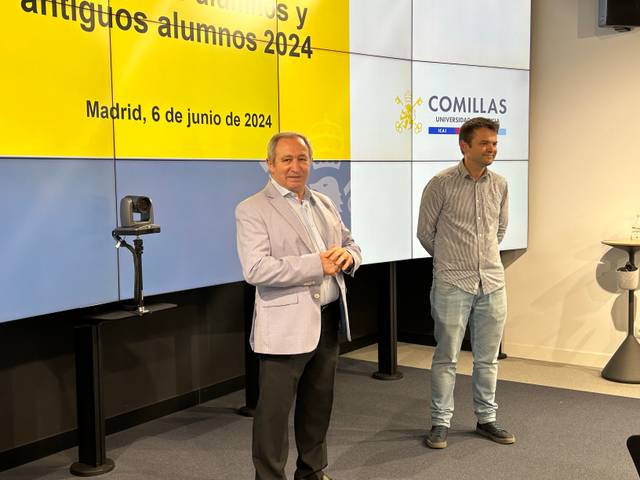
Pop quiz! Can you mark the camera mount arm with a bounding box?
[112,231,147,314]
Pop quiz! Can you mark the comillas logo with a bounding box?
[394,91,423,133]
[427,95,507,115]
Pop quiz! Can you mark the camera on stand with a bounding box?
[112,195,160,314]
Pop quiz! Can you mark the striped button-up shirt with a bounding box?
[417,161,508,295]
[270,178,340,305]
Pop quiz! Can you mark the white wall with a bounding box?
[503,0,640,367]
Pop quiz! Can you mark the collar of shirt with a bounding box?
[270,177,313,203]
[457,159,491,182]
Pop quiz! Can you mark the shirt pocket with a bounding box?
[484,196,502,223]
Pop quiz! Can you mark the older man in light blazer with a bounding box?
[235,132,361,480]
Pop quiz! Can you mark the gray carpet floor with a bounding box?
[4,357,640,479]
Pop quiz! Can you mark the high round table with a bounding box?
[601,239,640,383]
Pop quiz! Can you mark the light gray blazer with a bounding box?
[235,181,362,355]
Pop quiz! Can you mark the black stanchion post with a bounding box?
[238,283,259,417]
[373,261,403,381]
[70,321,115,476]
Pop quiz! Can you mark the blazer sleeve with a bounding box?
[235,200,324,288]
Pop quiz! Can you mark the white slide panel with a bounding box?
[350,0,412,59]
[413,0,531,69]
[351,161,412,264]
[350,54,412,161]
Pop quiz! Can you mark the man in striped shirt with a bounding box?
[417,117,514,449]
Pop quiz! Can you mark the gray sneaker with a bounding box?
[425,425,449,449]
[475,422,516,444]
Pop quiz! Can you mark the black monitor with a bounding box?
[599,0,640,31]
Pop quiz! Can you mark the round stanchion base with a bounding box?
[236,406,256,417]
[372,371,404,381]
[70,459,115,477]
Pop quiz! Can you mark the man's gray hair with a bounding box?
[267,132,313,162]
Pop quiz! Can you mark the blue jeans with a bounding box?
[430,278,507,427]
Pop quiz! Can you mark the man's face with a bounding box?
[267,136,311,195]
[460,127,498,168]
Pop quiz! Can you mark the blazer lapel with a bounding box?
[263,182,316,253]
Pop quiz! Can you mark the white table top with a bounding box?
[602,239,640,248]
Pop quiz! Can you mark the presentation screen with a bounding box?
[0,0,530,322]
